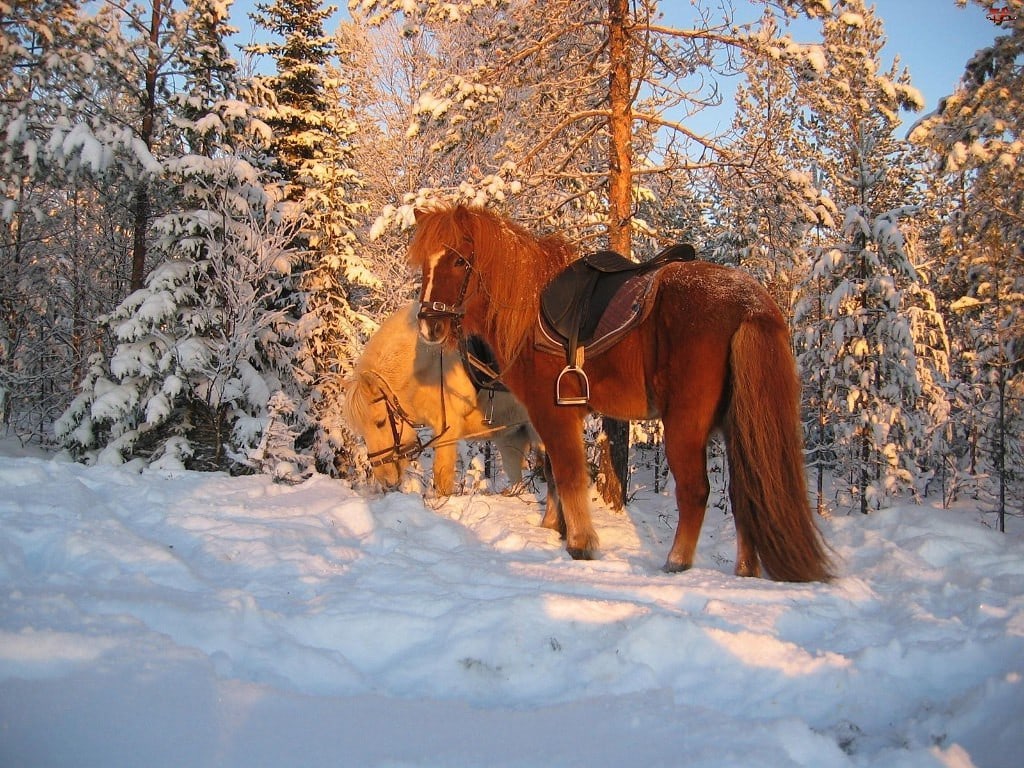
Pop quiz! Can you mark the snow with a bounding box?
[1,445,1022,768]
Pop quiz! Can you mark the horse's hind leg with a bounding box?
[655,387,720,573]
[727,453,762,577]
[733,525,762,578]
[494,428,528,486]
[537,448,565,537]
[661,422,711,573]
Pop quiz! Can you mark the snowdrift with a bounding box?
[1,452,1021,767]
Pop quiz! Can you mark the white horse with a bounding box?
[344,302,541,496]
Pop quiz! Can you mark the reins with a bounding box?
[363,360,452,469]
[420,419,530,453]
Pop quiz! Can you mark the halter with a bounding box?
[417,248,474,326]
[362,363,452,471]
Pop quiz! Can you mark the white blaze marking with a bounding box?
[420,248,444,304]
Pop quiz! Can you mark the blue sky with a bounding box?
[851,0,1002,118]
[228,0,1004,131]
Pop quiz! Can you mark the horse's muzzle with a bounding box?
[372,462,403,490]
[417,302,462,345]
[418,316,451,345]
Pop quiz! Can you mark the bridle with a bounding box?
[362,367,451,471]
[416,247,474,331]
[416,248,515,400]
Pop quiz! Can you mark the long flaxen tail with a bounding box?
[725,319,834,582]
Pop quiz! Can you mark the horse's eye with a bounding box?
[453,255,467,267]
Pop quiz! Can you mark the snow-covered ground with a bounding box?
[1,444,1021,768]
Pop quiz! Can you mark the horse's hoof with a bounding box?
[734,560,761,578]
[662,560,692,574]
[567,547,595,561]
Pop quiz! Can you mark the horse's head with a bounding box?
[414,245,473,347]
[344,372,418,490]
[408,207,479,348]
[409,204,571,363]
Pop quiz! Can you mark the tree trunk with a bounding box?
[607,0,633,259]
[859,428,869,515]
[996,362,1006,533]
[130,0,164,292]
[601,0,633,506]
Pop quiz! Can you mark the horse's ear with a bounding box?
[453,204,475,237]
[413,207,426,223]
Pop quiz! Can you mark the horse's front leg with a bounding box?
[432,442,457,496]
[534,410,598,560]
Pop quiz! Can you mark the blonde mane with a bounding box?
[342,371,379,433]
[408,206,576,363]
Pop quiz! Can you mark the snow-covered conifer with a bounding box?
[56,0,315,473]
[55,162,304,471]
[793,0,950,513]
[708,9,837,309]
[0,1,142,440]
[248,0,377,472]
[909,0,1023,529]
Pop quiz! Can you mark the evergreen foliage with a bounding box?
[247,0,376,473]
[54,18,310,474]
[792,0,950,513]
[0,0,1018,518]
[910,0,1024,528]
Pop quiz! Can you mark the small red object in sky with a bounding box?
[986,6,1017,25]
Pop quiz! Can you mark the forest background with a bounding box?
[1,0,1021,524]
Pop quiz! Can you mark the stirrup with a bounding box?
[482,390,496,425]
[556,347,590,406]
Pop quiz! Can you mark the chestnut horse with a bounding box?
[408,205,832,582]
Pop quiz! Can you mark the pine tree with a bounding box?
[0,1,147,440]
[56,0,313,475]
[248,0,376,473]
[909,0,1024,529]
[708,9,837,308]
[792,0,949,513]
[332,13,426,315]
[55,158,304,472]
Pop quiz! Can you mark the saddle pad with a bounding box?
[535,270,660,358]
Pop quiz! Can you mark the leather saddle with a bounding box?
[539,243,696,404]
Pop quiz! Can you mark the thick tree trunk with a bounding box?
[607,0,633,260]
[602,0,633,506]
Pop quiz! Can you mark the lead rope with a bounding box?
[437,348,448,439]
[410,349,453,460]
